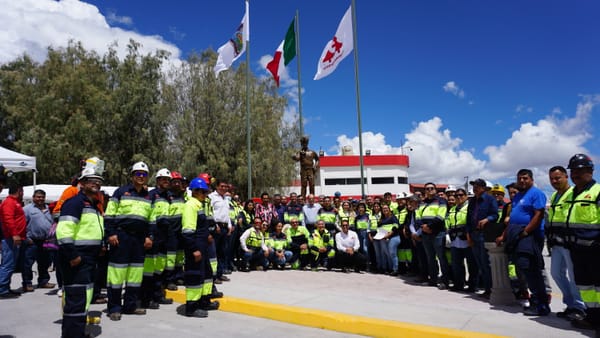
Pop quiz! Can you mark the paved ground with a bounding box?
[0,255,596,338]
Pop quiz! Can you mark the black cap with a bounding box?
[469,178,486,187]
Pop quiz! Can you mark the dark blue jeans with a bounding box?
[450,246,477,290]
[422,232,450,284]
[23,239,51,287]
[0,238,24,294]
[471,232,492,291]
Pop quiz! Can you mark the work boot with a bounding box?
[166,283,178,291]
[123,308,147,315]
[158,296,173,305]
[143,301,160,310]
[186,309,208,318]
[199,299,220,311]
[108,312,121,321]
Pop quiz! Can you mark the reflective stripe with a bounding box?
[575,238,597,246]
[113,214,149,222]
[73,240,102,246]
[579,285,600,308]
[57,237,75,245]
[108,262,130,269]
[59,215,80,223]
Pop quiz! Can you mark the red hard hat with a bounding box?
[171,171,183,180]
[198,172,211,184]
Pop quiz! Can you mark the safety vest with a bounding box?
[269,232,288,251]
[284,204,304,223]
[337,209,355,226]
[245,228,264,249]
[354,213,370,230]
[395,207,408,226]
[57,193,104,247]
[416,198,447,229]
[318,207,337,224]
[546,187,572,246]
[445,201,468,240]
[105,184,152,236]
[309,229,335,257]
[285,225,310,254]
[378,215,399,233]
[565,183,600,244]
[181,197,208,250]
[149,189,170,230]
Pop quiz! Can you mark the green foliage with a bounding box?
[0,41,299,198]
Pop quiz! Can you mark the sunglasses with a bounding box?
[134,172,148,177]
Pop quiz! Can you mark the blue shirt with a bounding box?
[510,186,546,238]
[466,193,498,233]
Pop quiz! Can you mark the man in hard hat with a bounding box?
[564,154,600,332]
[141,168,174,310]
[105,161,153,321]
[56,168,105,337]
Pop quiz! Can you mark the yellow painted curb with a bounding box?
[166,289,507,338]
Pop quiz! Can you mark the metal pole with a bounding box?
[295,10,304,137]
[351,0,365,197]
[245,0,252,199]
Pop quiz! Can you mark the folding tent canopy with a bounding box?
[0,146,37,185]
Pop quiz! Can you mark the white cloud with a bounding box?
[443,81,465,98]
[333,95,599,191]
[258,53,301,128]
[485,94,599,180]
[106,10,133,26]
[0,0,181,65]
[515,104,534,113]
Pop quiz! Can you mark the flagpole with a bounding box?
[295,10,304,137]
[245,0,252,199]
[350,0,365,197]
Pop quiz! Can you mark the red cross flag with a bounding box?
[314,6,353,80]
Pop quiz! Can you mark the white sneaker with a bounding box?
[57,289,63,297]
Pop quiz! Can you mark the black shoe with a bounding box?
[567,309,586,322]
[390,271,400,277]
[223,269,232,275]
[199,300,220,311]
[166,283,178,291]
[0,292,20,299]
[572,317,597,330]
[557,308,575,319]
[108,312,121,321]
[437,283,448,290]
[123,308,147,315]
[144,301,160,309]
[219,275,230,282]
[158,297,173,305]
[523,306,550,316]
[209,291,224,299]
[9,289,22,295]
[186,309,208,318]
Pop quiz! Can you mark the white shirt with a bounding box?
[209,191,231,227]
[335,229,360,252]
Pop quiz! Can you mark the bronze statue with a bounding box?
[292,136,319,197]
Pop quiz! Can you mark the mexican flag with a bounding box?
[266,19,296,87]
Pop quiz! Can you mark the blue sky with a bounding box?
[2,0,600,192]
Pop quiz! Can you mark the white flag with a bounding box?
[214,1,250,76]
[314,6,353,80]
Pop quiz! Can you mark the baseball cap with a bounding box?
[469,178,486,187]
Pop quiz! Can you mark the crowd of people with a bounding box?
[0,153,599,338]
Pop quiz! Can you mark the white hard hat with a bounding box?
[156,168,171,178]
[445,185,457,193]
[396,192,406,199]
[79,167,104,181]
[131,161,149,173]
[84,156,105,176]
[485,180,494,189]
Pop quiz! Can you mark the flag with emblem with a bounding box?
[214,1,250,76]
[314,6,353,80]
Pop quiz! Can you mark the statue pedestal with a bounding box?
[484,242,515,306]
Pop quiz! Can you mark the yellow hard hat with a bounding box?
[490,184,505,195]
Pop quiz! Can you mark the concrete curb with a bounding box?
[166,289,507,338]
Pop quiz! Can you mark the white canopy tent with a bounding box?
[0,146,37,185]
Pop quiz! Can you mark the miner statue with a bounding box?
[292,136,319,197]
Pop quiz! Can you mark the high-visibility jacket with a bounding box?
[337,209,355,226]
[309,228,335,257]
[245,228,264,249]
[284,203,304,223]
[546,187,573,246]
[565,182,600,244]
[181,197,209,252]
[56,192,104,261]
[445,201,468,240]
[285,225,310,254]
[268,232,288,251]
[395,207,408,226]
[149,188,170,235]
[354,213,370,231]
[105,184,152,238]
[416,197,447,235]
[317,207,337,227]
